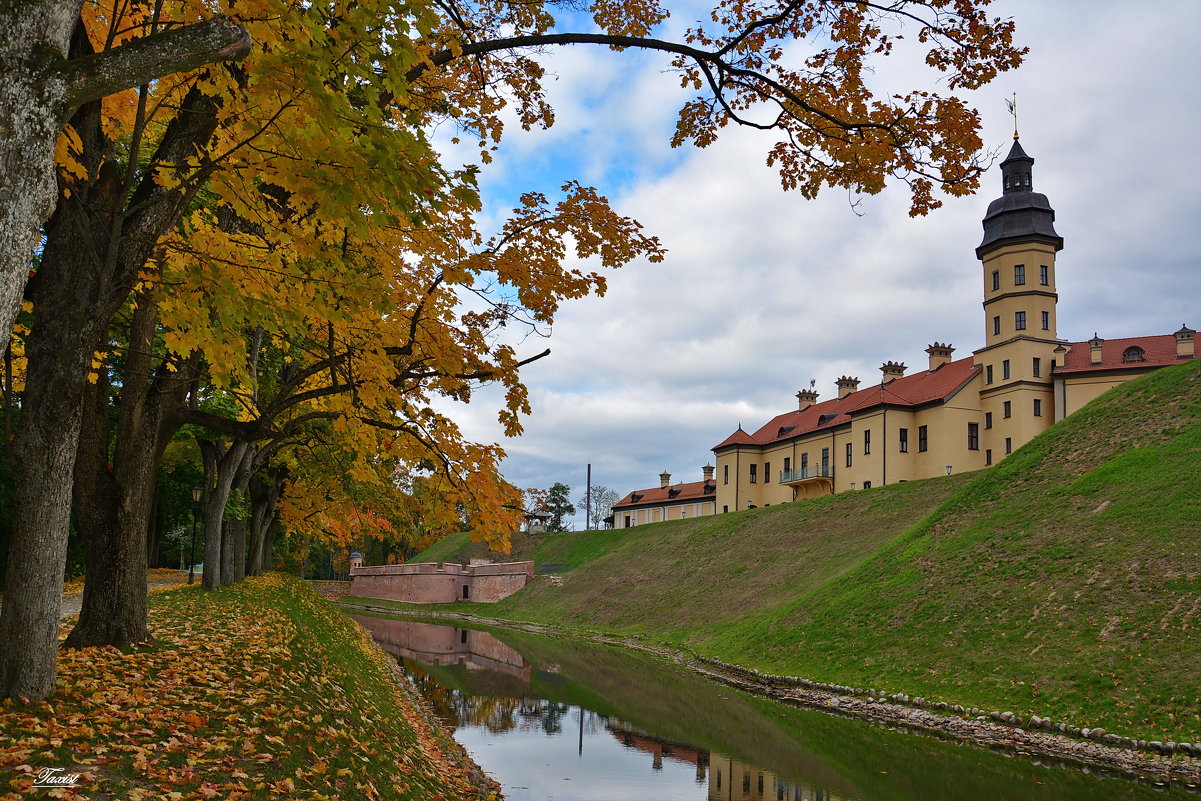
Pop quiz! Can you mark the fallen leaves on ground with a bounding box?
[0,574,499,800]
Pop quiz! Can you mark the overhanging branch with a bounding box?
[60,16,251,112]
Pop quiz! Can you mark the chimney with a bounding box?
[796,387,819,410]
[835,376,860,399]
[1053,343,1067,369]
[702,464,715,483]
[1175,324,1196,359]
[659,471,672,489]
[925,342,955,370]
[880,361,907,383]
[1089,334,1104,365]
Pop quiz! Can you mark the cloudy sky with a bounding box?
[434,0,1201,526]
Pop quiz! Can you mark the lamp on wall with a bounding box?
[946,465,953,475]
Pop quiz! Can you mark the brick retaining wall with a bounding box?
[349,561,534,604]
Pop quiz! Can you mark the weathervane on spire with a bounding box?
[1006,92,1019,140]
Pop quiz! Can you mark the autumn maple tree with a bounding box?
[1,0,1024,701]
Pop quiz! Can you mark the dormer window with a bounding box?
[1122,346,1146,363]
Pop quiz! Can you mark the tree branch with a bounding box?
[60,15,251,111]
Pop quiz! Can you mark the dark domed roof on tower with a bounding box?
[976,139,1064,259]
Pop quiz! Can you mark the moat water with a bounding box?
[350,614,1192,801]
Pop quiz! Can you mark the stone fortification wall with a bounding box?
[349,561,534,604]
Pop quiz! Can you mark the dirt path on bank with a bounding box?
[336,600,1201,791]
[57,570,192,618]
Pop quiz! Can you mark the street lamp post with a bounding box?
[189,486,202,585]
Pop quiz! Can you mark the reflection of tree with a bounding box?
[540,701,570,735]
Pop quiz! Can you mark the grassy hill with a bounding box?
[410,360,1201,739]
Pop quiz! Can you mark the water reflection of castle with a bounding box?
[607,720,849,801]
[347,616,531,681]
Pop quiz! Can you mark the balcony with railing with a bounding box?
[779,465,834,499]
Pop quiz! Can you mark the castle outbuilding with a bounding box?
[613,138,1195,525]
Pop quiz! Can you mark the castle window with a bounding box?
[986,449,993,465]
[899,428,909,453]
[991,270,1000,291]
[1003,401,1012,418]
[764,462,771,483]
[1122,346,1146,363]
[993,316,1001,336]
[863,480,871,489]
[918,425,928,452]
[723,465,728,485]
[1002,359,1011,380]
[749,464,757,483]
[863,429,871,455]
[1014,264,1026,286]
[783,457,790,473]
[845,442,853,467]
[1034,398,1043,417]
[1040,265,1049,286]
[967,423,980,451]
[1015,311,1026,331]
[985,411,993,429]
[1005,437,1013,454]
[1042,311,1050,331]
[821,448,830,473]
[1033,357,1042,378]
[986,365,994,384]
[801,453,809,473]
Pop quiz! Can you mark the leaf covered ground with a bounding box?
[1,574,496,800]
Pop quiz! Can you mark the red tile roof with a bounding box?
[713,356,981,449]
[613,479,717,509]
[1054,334,1194,374]
[712,427,758,449]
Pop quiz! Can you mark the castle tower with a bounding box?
[973,138,1064,464]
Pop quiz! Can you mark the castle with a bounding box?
[612,139,1195,528]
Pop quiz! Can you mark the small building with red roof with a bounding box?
[612,468,717,528]
[613,138,1195,525]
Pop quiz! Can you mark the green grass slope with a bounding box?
[485,471,976,637]
[467,359,1201,740]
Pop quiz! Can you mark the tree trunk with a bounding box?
[247,469,281,577]
[0,5,249,349]
[64,300,191,649]
[220,444,254,585]
[263,513,280,573]
[65,372,150,650]
[197,438,249,591]
[0,91,113,699]
[0,15,248,699]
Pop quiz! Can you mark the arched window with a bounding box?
[1122,346,1146,363]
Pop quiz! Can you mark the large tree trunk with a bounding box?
[65,373,150,649]
[64,300,191,649]
[0,5,249,347]
[0,15,248,700]
[0,89,115,699]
